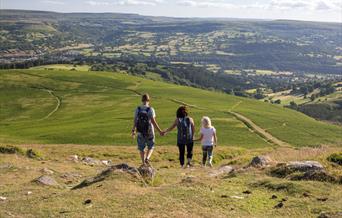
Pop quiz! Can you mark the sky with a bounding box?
[1,0,342,23]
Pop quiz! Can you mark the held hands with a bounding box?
[131,130,136,139]
[160,129,168,136]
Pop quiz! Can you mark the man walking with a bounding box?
[132,94,163,165]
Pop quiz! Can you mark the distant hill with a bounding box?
[1,9,341,75]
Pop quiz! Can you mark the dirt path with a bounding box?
[167,98,292,147]
[41,90,61,120]
[229,111,292,147]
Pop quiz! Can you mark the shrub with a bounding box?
[0,145,24,154]
[327,152,342,165]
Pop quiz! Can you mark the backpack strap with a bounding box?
[186,117,190,126]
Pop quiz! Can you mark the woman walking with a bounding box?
[163,106,195,168]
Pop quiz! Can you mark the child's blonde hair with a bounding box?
[201,116,212,128]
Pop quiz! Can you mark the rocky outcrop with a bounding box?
[72,163,142,190]
[250,156,274,168]
[270,161,339,183]
[138,164,156,180]
[209,165,234,177]
[34,175,59,186]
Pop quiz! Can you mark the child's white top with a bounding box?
[200,127,216,146]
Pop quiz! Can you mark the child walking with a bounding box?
[195,116,217,167]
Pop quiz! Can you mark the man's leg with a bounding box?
[140,151,145,164]
[137,134,146,165]
[145,137,155,164]
[146,148,154,162]
[178,144,185,167]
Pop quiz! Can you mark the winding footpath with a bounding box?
[170,98,292,147]
[229,111,292,147]
[41,90,61,120]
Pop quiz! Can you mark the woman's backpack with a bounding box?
[178,117,192,143]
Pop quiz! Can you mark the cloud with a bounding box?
[85,0,163,6]
[41,0,65,5]
[269,0,341,11]
[177,0,236,9]
[177,0,341,11]
[85,1,110,6]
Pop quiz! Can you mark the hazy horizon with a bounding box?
[1,0,341,23]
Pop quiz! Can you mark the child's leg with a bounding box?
[202,146,208,165]
[207,146,214,166]
[178,144,186,166]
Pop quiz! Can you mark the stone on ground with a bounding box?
[138,164,156,179]
[72,163,140,190]
[40,168,54,175]
[250,155,273,167]
[270,160,339,183]
[34,175,59,186]
[209,165,234,177]
[82,157,101,166]
[286,161,324,171]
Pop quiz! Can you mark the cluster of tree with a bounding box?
[290,81,337,101]
[288,100,342,124]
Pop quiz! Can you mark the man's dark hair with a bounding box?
[176,106,188,118]
[141,93,150,102]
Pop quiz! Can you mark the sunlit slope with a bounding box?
[0,69,341,147]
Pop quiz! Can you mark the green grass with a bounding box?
[0,69,341,147]
[0,144,341,218]
[31,64,90,71]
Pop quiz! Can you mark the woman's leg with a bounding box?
[178,144,185,167]
[186,142,194,166]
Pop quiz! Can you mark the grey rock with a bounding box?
[287,161,324,172]
[138,164,156,179]
[40,168,54,175]
[82,157,101,166]
[34,175,59,186]
[60,172,82,180]
[250,156,273,167]
[69,155,79,162]
[72,163,139,190]
[209,165,234,177]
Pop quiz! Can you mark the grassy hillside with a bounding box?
[0,68,341,147]
[0,144,342,217]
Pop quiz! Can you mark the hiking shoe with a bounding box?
[144,159,151,166]
[187,163,193,168]
[208,162,213,168]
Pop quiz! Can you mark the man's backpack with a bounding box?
[179,117,192,143]
[136,107,151,137]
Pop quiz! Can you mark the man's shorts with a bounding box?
[137,133,155,152]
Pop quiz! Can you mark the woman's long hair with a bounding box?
[176,106,188,118]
